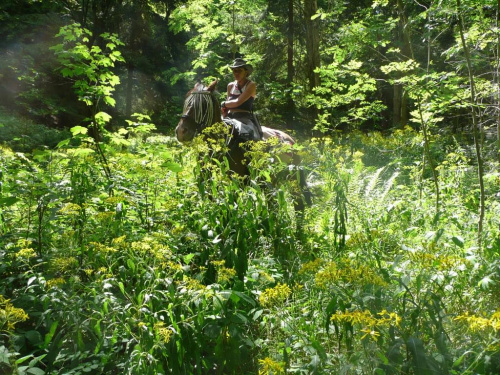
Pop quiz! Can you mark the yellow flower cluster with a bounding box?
[96,211,115,222]
[83,269,93,276]
[258,357,285,375]
[259,283,292,308]
[259,271,275,283]
[154,321,173,343]
[130,238,172,262]
[181,277,206,292]
[58,203,82,216]
[201,122,231,153]
[89,242,117,255]
[111,235,127,248]
[314,260,387,289]
[46,278,66,289]
[298,258,324,275]
[104,196,125,205]
[408,251,468,270]
[330,309,401,341]
[50,256,78,273]
[15,247,36,260]
[164,261,183,273]
[0,295,29,332]
[212,260,237,284]
[455,310,500,332]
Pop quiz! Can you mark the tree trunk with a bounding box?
[304,0,320,91]
[286,0,295,127]
[125,64,134,118]
[393,83,402,127]
[497,0,500,161]
[394,0,412,128]
[457,0,485,246]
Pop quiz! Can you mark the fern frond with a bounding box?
[365,166,386,198]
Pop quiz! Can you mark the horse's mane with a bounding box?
[183,81,220,128]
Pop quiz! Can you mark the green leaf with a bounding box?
[71,126,88,136]
[162,161,183,173]
[27,368,45,375]
[72,148,95,157]
[451,236,464,248]
[15,355,33,365]
[118,282,125,295]
[44,321,58,348]
[0,197,19,207]
[231,291,256,307]
[95,112,112,124]
[183,253,196,264]
[56,138,71,148]
[0,346,10,365]
[25,331,42,346]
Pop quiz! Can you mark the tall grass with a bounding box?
[0,124,499,374]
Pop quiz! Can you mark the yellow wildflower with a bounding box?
[360,328,381,340]
[0,295,29,332]
[84,269,93,276]
[111,236,127,248]
[331,309,401,341]
[211,260,237,284]
[258,357,285,375]
[314,260,387,289]
[58,203,82,216]
[89,242,117,255]
[259,283,291,308]
[50,256,78,273]
[154,322,173,343]
[182,277,206,292]
[298,258,324,275]
[96,211,115,221]
[104,196,125,205]
[46,278,66,289]
[259,271,275,283]
[15,248,36,260]
[455,310,500,332]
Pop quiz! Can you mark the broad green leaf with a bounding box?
[0,197,19,207]
[95,112,112,123]
[71,148,95,156]
[162,161,183,173]
[451,236,464,248]
[27,368,45,375]
[56,138,71,148]
[43,321,58,348]
[70,126,88,136]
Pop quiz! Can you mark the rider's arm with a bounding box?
[224,81,256,109]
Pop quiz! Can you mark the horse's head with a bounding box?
[176,80,221,143]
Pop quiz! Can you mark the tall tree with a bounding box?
[304,0,320,91]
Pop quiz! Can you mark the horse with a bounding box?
[175,80,311,210]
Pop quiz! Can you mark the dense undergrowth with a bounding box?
[1,118,500,375]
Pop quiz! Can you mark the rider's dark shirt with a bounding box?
[228,80,254,112]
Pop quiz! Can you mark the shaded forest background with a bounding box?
[2,0,500,144]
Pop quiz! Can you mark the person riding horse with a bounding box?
[221,58,263,142]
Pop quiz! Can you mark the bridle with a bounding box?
[181,91,217,135]
[180,89,235,147]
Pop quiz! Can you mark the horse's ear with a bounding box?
[207,80,218,92]
[193,81,204,92]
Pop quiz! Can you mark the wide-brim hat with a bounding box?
[229,58,253,75]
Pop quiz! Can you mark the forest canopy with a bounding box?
[1,0,499,138]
